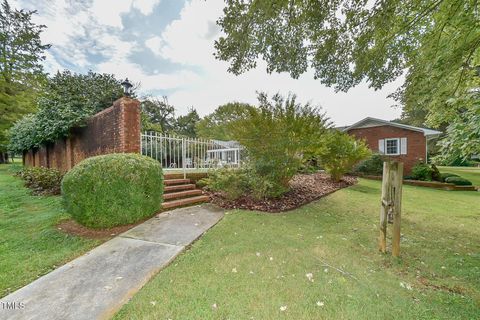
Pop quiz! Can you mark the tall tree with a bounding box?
[9,71,124,152]
[141,96,175,132]
[195,102,254,140]
[215,0,480,129]
[0,0,50,162]
[173,107,200,138]
[435,91,480,162]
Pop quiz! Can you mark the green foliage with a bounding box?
[196,102,254,140]
[0,0,49,154]
[354,153,386,176]
[231,93,329,198]
[411,163,434,181]
[8,114,40,152]
[444,176,473,186]
[298,157,321,174]
[202,168,251,200]
[215,0,479,153]
[439,172,460,182]
[141,97,175,132]
[319,131,371,181]
[172,107,200,137]
[8,71,124,152]
[434,154,478,167]
[430,164,441,182]
[16,166,63,195]
[61,154,163,229]
[435,97,480,163]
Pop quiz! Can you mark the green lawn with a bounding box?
[115,178,480,320]
[439,166,480,186]
[0,164,101,297]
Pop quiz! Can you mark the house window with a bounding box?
[385,138,400,155]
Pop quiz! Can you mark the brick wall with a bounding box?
[23,97,140,172]
[347,125,426,175]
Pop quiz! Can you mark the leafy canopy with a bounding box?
[215,0,480,128]
[196,102,254,140]
[141,97,175,133]
[172,107,201,138]
[434,91,480,163]
[9,70,124,152]
[0,0,50,153]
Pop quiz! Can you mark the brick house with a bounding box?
[341,117,442,175]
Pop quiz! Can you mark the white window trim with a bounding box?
[385,138,400,155]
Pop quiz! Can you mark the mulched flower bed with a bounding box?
[56,219,145,239]
[206,172,357,213]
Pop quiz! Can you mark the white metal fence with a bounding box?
[141,132,243,176]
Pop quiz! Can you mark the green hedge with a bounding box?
[444,176,473,186]
[411,163,433,181]
[61,153,163,228]
[354,153,385,175]
[439,172,460,182]
[17,166,63,195]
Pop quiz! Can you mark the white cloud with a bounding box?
[132,0,161,15]
[91,0,132,28]
[145,36,163,55]
[90,0,161,28]
[18,0,402,124]
[158,0,224,67]
[42,51,64,74]
[97,33,201,93]
[153,0,402,123]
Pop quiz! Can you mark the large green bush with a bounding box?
[319,131,371,181]
[231,93,329,198]
[354,153,386,175]
[61,153,163,229]
[9,71,124,153]
[201,168,251,200]
[411,163,434,181]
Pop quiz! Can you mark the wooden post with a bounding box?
[378,161,403,256]
[391,162,403,257]
[378,162,390,253]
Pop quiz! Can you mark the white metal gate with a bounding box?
[141,132,242,176]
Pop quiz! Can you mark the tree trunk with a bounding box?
[0,152,9,164]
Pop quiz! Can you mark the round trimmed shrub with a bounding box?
[61,153,163,228]
[444,176,473,186]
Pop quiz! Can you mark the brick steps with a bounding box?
[164,178,190,186]
[162,195,210,209]
[162,177,209,209]
[163,189,203,200]
[164,184,196,192]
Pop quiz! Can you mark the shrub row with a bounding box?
[444,176,473,186]
[17,167,63,195]
[409,163,472,185]
[354,155,473,186]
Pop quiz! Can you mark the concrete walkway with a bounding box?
[0,204,224,320]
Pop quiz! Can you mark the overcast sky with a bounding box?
[13,0,403,126]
